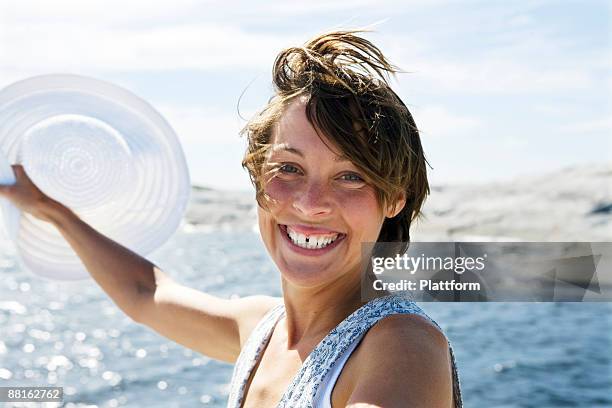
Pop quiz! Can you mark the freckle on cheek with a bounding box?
[265,180,293,202]
[340,190,381,216]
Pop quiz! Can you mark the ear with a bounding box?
[385,192,406,219]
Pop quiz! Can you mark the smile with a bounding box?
[278,224,346,253]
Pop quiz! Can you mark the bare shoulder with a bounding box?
[346,313,453,407]
[364,313,450,351]
[233,295,283,348]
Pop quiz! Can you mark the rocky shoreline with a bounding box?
[185,164,612,242]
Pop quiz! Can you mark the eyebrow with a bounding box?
[273,145,350,162]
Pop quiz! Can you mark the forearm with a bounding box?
[40,199,171,319]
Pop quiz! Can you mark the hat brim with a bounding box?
[0,150,20,241]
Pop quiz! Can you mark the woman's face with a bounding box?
[257,97,403,289]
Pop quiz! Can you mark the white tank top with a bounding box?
[313,334,363,407]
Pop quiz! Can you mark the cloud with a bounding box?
[382,34,600,94]
[411,105,483,138]
[414,58,593,93]
[1,0,201,24]
[1,0,608,189]
[1,0,451,24]
[558,117,612,135]
[0,22,297,77]
[1,0,605,98]
[155,104,245,145]
[375,5,609,95]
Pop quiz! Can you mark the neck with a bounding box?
[279,272,364,350]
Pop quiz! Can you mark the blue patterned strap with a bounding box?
[449,343,463,407]
[277,294,463,408]
[226,303,285,408]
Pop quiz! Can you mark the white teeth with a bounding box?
[285,226,339,250]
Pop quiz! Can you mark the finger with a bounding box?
[10,164,28,180]
[11,164,24,173]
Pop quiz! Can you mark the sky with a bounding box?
[1,0,610,191]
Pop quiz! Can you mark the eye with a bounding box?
[339,172,365,183]
[279,164,300,174]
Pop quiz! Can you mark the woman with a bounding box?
[0,30,462,407]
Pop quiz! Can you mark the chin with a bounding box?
[274,255,337,288]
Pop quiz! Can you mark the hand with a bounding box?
[0,165,58,222]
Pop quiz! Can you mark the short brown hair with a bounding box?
[241,30,429,249]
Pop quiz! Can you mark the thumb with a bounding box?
[11,164,27,180]
[0,184,13,196]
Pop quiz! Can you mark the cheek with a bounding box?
[337,187,379,209]
[264,178,294,203]
[340,189,384,237]
[257,206,278,253]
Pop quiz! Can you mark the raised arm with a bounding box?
[0,165,280,363]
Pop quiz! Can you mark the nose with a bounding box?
[292,180,333,217]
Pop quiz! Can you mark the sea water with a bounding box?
[1,229,611,407]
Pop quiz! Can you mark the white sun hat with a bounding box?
[0,150,20,242]
[0,74,191,281]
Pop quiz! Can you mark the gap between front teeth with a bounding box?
[286,226,339,249]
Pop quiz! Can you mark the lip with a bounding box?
[278,224,346,256]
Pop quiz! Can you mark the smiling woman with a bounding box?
[232,30,463,408]
[0,29,462,408]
